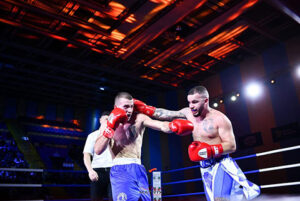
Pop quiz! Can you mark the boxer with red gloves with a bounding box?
[132,86,260,200]
[102,108,128,139]
[94,92,195,201]
[188,141,223,161]
[169,119,193,136]
[133,99,156,117]
[133,99,186,120]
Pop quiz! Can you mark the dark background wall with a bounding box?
[1,36,300,195]
[0,96,106,134]
[142,36,300,195]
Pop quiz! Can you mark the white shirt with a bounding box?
[83,130,113,168]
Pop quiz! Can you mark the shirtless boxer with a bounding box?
[134,86,260,201]
[94,92,193,201]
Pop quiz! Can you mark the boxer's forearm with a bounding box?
[94,135,110,155]
[221,142,236,155]
[161,122,172,133]
[153,108,186,121]
[143,117,172,133]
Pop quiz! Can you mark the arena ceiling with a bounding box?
[0,0,299,109]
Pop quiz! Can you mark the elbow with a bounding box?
[230,143,236,153]
[223,142,236,154]
[94,146,101,155]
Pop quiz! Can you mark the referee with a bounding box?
[83,111,113,201]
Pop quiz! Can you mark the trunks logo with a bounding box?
[117,192,127,201]
[140,187,150,194]
[198,148,208,159]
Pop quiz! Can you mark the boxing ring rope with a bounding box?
[0,184,42,187]
[261,181,300,189]
[234,145,300,160]
[244,163,300,174]
[0,168,90,188]
[0,168,43,172]
[161,145,300,174]
[153,145,300,198]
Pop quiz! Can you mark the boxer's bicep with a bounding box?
[94,134,110,155]
[218,116,236,154]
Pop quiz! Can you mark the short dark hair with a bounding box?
[114,92,133,104]
[188,86,209,97]
[101,111,110,117]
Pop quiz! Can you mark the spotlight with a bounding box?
[176,25,181,31]
[296,66,300,78]
[22,136,29,141]
[213,102,218,108]
[270,79,275,84]
[245,82,263,99]
[99,87,105,91]
[236,93,240,97]
[219,99,223,104]
[231,95,237,102]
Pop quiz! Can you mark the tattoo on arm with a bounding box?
[153,108,186,120]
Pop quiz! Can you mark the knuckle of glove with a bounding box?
[169,122,178,132]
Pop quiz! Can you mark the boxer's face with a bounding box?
[115,97,134,120]
[187,93,208,117]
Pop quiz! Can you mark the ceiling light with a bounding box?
[296,66,300,78]
[245,82,263,99]
[213,102,218,108]
[231,95,237,102]
[99,87,105,91]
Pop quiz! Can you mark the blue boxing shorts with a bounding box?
[110,158,151,201]
[200,155,260,201]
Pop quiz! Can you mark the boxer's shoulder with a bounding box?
[180,107,190,114]
[135,113,148,120]
[208,109,226,120]
[131,113,149,126]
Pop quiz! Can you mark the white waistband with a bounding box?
[113,158,141,165]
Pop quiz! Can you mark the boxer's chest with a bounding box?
[191,117,219,140]
[114,122,140,144]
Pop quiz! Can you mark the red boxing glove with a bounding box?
[133,99,156,117]
[103,108,128,138]
[188,141,223,162]
[169,119,193,136]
